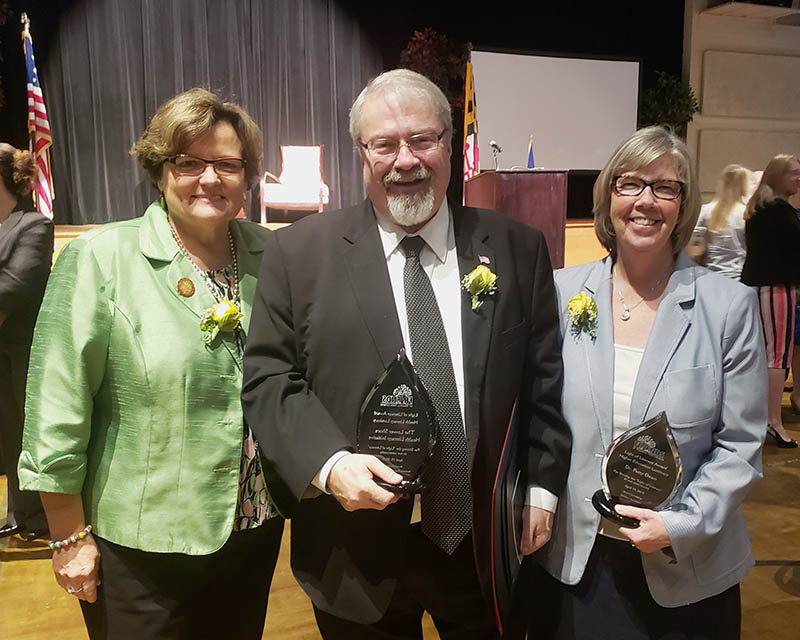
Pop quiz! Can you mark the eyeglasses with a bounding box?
[167,155,246,176]
[359,130,446,159]
[612,175,684,201]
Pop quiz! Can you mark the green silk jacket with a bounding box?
[19,202,270,554]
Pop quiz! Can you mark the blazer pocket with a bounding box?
[664,364,717,428]
[501,319,527,351]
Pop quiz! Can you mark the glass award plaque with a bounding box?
[356,350,438,494]
[591,412,682,528]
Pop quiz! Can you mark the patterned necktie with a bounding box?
[401,235,473,554]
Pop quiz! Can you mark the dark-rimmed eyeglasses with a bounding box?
[612,175,684,201]
[359,130,446,159]
[167,155,246,176]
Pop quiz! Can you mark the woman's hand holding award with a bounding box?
[592,412,682,528]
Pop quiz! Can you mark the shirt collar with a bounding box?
[375,199,451,263]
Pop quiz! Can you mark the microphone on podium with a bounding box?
[489,140,502,170]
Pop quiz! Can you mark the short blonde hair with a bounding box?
[131,88,263,186]
[349,69,452,144]
[593,126,700,256]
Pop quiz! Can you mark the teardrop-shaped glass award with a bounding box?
[592,412,683,528]
[356,350,438,494]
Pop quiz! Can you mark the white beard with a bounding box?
[383,167,436,227]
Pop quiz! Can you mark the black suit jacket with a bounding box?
[0,211,54,346]
[242,200,571,623]
[741,198,800,286]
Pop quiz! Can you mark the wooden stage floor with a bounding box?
[3,391,800,639]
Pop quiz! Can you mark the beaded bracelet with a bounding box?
[48,524,93,551]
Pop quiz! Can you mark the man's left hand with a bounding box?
[616,505,672,552]
[520,505,553,555]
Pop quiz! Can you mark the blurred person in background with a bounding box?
[741,154,800,447]
[0,142,53,542]
[689,164,753,279]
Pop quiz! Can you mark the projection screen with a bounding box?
[470,50,640,171]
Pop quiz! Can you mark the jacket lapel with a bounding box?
[453,205,495,459]
[343,201,404,369]
[138,201,241,369]
[581,257,616,449]
[630,255,696,424]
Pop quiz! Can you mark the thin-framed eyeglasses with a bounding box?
[167,154,246,176]
[359,130,446,159]
[612,175,684,201]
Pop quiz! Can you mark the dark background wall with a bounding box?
[0,0,685,222]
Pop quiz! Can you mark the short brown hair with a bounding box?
[0,143,37,199]
[130,88,263,186]
[593,126,700,256]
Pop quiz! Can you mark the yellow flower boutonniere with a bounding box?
[461,259,498,310]
[200,299,243,344]
[567,291,598,340]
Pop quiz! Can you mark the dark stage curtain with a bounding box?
[41,0,382,223]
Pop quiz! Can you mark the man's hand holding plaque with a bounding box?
[592,412,682,529]
[356,350,438,494]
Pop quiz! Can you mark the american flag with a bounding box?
[22,15,54,218]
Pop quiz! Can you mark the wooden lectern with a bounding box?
[464,170,567,269]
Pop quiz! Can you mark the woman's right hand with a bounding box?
[52,534,101,603]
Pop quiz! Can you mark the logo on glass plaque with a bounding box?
[591,412,682,528]
[357,350,438,494]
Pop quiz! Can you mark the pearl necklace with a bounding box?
[168,217,240,307]
[614,266,666,321]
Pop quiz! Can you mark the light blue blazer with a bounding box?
[537,253,767,607]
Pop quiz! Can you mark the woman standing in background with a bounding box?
[741,154,800,448]
[0,143,53,542]
[691,164,752,279]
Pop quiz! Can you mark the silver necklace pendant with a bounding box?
[620,307,631,321]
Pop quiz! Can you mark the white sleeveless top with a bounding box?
[598,343,644,539]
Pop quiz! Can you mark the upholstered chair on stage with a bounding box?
[260,145,329,223]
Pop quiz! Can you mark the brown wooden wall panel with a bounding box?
[464,170,567,269]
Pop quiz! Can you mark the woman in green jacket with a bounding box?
[19,88,282,639]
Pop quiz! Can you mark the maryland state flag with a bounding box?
[463,61,479,185]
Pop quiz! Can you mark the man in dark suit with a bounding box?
[242,69,571,638]
[0,207,54,540]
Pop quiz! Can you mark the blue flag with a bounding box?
[527,135,535,169]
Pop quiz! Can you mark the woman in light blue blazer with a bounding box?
[534,127,767,639]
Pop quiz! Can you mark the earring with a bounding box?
[159,192,167,210]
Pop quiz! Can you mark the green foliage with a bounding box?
[639,71,700,138]
[399,28,470,112]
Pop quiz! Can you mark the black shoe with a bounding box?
[767,425,798,448]
[0,523,21,538]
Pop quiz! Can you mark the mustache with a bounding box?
[382,166,432,186]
